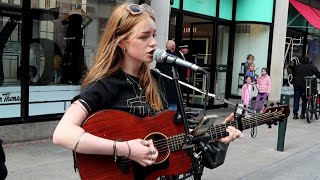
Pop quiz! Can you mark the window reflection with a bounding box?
[0,0,140,119]
[0,16,21,86]
[0,0,140,87]
[231,24,270,96]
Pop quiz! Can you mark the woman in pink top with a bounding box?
[254,67,271,112]
[242,76,254,108]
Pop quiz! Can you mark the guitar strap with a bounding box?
[72,150,78,172]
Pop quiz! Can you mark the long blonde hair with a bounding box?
[82,3,164,111]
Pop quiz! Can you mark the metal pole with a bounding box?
[277,94,290,151]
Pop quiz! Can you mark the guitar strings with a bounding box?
[152,111,285,152]
[152,112,283,150]
[118,111,285,164]
[152,113,280,153]
[120,118,263,162]
[207,111,285,137]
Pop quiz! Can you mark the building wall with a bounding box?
[269,0,290,102]
[150,0,170,69]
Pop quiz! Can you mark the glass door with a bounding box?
[186,22,231,106]
[214,25,230,105]
[185,22,214,106]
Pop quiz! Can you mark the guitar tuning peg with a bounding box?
[274,122,278,125]
[270,103,274,107]
[277,102,281,106]
[264,104,267,108]
[268,124,272,129]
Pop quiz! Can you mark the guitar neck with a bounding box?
[207,110,284,139]
[166,109,287,151]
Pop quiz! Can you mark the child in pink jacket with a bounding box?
[254,67,271,112]
[242,76,254,108]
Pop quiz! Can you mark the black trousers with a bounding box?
[62,39,85,84]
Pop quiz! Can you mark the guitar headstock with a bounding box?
[262,105,290,127]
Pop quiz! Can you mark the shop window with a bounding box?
[0,16,21,86]
[27,0,140,117]
[0,14,22,118]
[168,13,176,39]
[308,35,320,94]
[0,0,140,119]
[3,55,19,83]
[0,0,21,5]
[231,24,270,97]
[31,0,57,9]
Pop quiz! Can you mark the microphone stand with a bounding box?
[171,66,202,180]
[154,68,255,114]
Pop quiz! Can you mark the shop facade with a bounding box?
[1,0,319,126]
[0,0,279,124]
[283,0,320,95]
[0,0,145,125]
[169,0,275,107]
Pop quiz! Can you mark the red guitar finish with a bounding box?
[75,110,191,180]
[75,106,290,179]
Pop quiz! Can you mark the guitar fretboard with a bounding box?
[164,109,286,152]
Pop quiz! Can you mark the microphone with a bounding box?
[153,49,208,74]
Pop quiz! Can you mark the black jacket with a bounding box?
[173,51,188,82]
[293,63,320,88]
[156,50,178,104]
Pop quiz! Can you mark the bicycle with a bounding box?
[305,76,320,123]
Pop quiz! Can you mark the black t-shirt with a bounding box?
[73,70,167,118]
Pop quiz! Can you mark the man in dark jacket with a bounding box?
[174,45,190,83]
[156,40,178,110]
[0,139,7,180]
[292,55,320,119]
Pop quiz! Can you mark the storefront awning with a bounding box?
[289,0,320,29]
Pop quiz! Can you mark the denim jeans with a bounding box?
[293,86,307,115]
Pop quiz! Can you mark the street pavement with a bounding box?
[2,104,320,180]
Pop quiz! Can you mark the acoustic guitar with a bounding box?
[75,106,289,180]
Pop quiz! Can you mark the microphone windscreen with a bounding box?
[153,49,166,62]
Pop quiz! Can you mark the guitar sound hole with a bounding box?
[145,132,170,164]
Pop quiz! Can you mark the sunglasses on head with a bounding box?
[117,4,154,31]
[126,4,154,15]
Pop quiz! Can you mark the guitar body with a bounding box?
[75,106,290,179]
[75,110,192,180]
